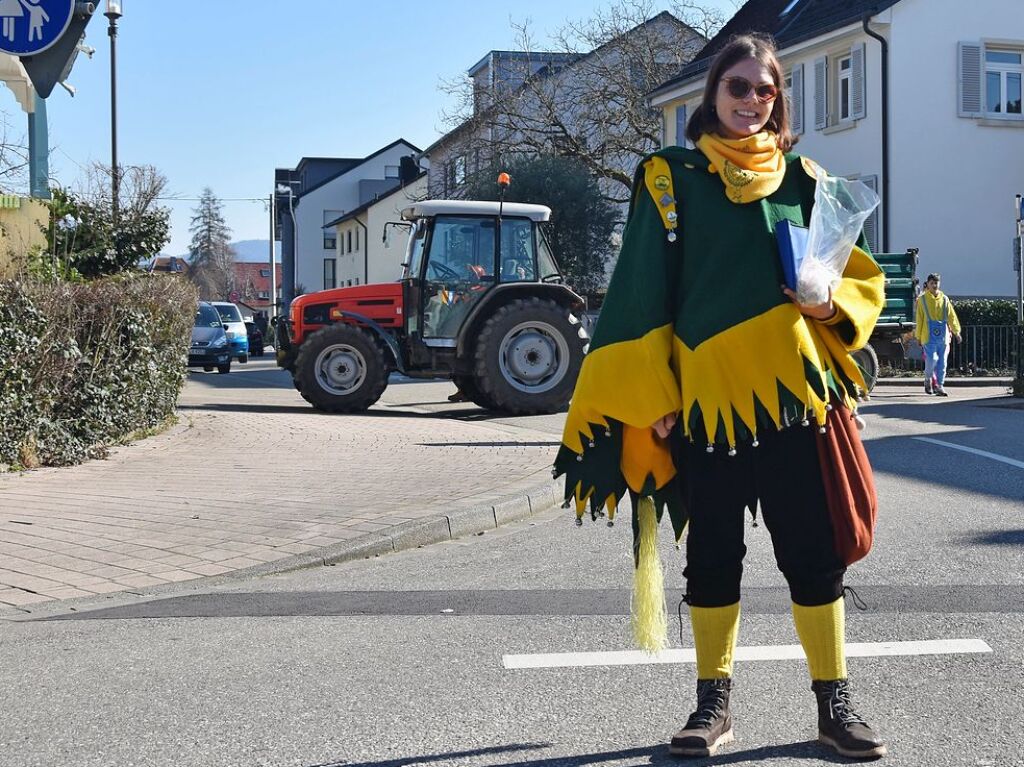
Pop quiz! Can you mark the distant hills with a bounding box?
[230,240,281,262]
[166,240,281,262]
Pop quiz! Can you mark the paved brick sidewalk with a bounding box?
[0,360,564,608]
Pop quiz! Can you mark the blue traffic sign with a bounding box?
[0,0,74,57]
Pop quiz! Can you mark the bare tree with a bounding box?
[0,109,30,191]
[437,0,725,206]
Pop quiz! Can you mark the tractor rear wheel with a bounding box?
[473,297,585,415]
[452,374,498,410]
[294,324,388,412]
[851,343,880,393]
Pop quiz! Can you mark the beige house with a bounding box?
[325,173,427,289]
[0,196,48,277]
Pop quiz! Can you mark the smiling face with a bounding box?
[713,58,777,140]
[926,277,941,295]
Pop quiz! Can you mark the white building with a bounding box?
[275,139,420,299]
[648,0,1024,297]
[325,172,428,288]
[424,13,705,207]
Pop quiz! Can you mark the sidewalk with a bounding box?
[0,361,562,610]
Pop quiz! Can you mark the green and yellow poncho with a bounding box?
[554,138,884,646]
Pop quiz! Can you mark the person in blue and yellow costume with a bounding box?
[554,35,887,760]
[915,272,961,396]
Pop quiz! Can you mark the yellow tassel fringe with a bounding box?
[632,496,668,652]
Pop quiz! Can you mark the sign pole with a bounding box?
[27,90,49,199]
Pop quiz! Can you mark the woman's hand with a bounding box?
[782,285,837,321]
[652,412,678,439]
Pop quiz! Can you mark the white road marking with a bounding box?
[912,437,1024,470]
[503,639,992,669]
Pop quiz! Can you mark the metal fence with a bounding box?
[900,325,1019,373]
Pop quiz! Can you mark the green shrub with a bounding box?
[950,298,1017,326]
[0,273,196,468]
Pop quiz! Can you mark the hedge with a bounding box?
[0,273,197,468]
[949,298,1018,327]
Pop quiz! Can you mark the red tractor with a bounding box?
[275,194,588,415]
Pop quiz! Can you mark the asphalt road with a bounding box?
[0,383,1021,767]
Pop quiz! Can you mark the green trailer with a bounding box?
[851,247,919,391]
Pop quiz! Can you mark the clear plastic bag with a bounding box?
[797,167,880,305]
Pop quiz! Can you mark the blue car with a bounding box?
[211,301,249,363]
[190,302,232,374]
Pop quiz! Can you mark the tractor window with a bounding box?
[537,228,561,282]
[426,217,496,280]
[499,218,536,283]
[422,216,497,339]
[406,218,427,279]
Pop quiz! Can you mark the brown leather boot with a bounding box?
[669,678,734,758]
[812,679,887,759]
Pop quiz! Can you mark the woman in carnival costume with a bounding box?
[554,35,886,760]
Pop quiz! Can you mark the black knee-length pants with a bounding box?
[681,423,846,608]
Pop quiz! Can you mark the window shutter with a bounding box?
[958,41,983,117]
[675,104,688,146]
[791,64,805,135]
[814,56,828,130]
[851,43,866,120]
[861,175,880,254]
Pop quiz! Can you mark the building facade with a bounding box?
[274,139,420,302]
[424,13,705,207]
[325,173,428,289]
[649,0,1024,297]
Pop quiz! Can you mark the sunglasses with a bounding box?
[721,76,779,103]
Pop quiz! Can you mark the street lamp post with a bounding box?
[105,1,122,254]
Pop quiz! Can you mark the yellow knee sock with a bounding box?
[791,597,847,681]
[690,602,741,679]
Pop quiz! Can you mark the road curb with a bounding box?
[262,478,565,576]
[877,378,1014,388]
[1,476,568,622]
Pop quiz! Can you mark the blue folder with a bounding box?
[775,219,809,292]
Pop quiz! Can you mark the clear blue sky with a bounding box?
[20,0,733,257]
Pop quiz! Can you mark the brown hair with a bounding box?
[685,34,795,151]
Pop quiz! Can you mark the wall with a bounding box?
[888,0,1023,296]
[654,2,1024,296]
[0,198,48,277]
[292,142,414,294]
[333,175,427,287]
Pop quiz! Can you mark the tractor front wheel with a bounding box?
[473,297,585,415]
[294,324,389,412]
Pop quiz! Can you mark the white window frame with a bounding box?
[674,104,688,147]
[985,47,1023,118]
[815,43,865,131]
[838,55,853,122]
[787,64,804,135]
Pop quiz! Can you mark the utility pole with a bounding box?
[269,193,277,321]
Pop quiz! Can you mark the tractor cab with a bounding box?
[276,184,587,416]
[397,200,561,345]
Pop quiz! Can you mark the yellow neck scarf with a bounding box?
[697,131,786,204]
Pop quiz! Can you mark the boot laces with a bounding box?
[687,681,729,728]
[827,684,867,727]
